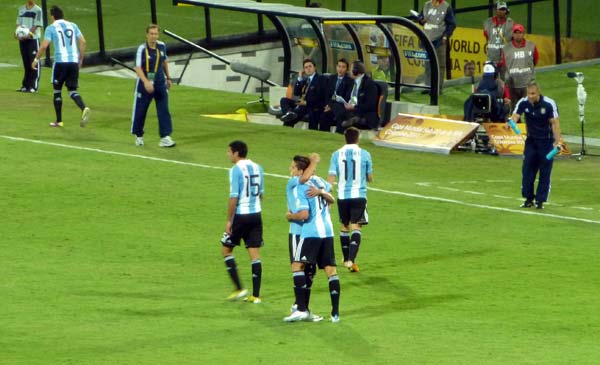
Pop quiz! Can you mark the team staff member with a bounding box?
[32,5,90,128]
[131,24,175,147]
[500,23,538,108]
[319,58,353,132]
[328,127,373,272]
[339,61,379,132]
[508,81,562,210]
[221,141,265,304]
[16,0,43,92]
[483,1,513,80]
[279,58,328,129]
[418,0,456,94]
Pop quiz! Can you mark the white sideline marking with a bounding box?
[2,134,599,225]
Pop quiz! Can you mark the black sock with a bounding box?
[224,256,242,290]
[304,264,316,309]
[329,275,340,317]
[69,91,85,111]
[340,232,350,262]
[53,92,62,122]
[348,230,362,262]
[251,259,262,297]
[293,271,307,312]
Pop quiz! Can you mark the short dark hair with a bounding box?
[50,5,64,20]
[229,140,248,158]
[344,127,360,144]
[146,23,160,33]
[293,155,310,171]
[351,60,366,75]
[337,58,349,70]
[303,58,316,67]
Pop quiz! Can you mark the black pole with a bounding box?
[553,0,562,64]
[488,0,494,17]
[96,0,106,59]
[150,0,157,24]
[305,0,310,6]
[204,7,212,43]
[256,0,264,36]
[341,0,346,11]
[566,0,572,38]
[377,0,382,15]
[526,0,532,34]
[41,0,50,66]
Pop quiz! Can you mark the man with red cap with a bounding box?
[483,1,514,80]
[500,23,539,108]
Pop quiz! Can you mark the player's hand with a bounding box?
[31,58,39,70]
[309,153,320,163]
[166,79,172,89]
[224,221,232,235]
[306,186,322,198]
[285,211,293,221]
[144,80,154,94]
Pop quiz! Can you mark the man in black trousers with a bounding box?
[339,60,380,132]
[279,58,327,130]
[318,58,354,132]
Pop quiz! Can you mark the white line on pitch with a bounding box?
[2,134,599,225]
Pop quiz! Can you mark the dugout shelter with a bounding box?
[172,0,440,105]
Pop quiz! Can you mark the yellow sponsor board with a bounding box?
[483,123,571,156]
[373,113,479,154]
[388,26,600,81]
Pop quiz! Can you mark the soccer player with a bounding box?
[284,157,340,323]
[222,141,265,303]
[131,24,175,147]
[286,154,332,322]
[508,81,562,210]
[16,0,43,93]
[32,5,90,128]
[328,127,373,272]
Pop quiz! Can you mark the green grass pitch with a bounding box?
[1,62,600,363]
[2,1,600,362]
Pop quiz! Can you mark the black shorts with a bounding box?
[223,213,263,248]
[293,237,336,269]
[337,198,368,226]
[52,62,79,90]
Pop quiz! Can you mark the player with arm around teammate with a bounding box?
[284,156,340,323]
[328,127,373,272]
[221,141,265,303]
[508,81,562,210]
[32,5,90,128]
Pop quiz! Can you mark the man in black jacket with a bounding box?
[318,58,354,132]
[339,61,380,132]
[280,58,327,129]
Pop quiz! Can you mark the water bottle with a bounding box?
[546,146,561,160]
[508,119,521,135]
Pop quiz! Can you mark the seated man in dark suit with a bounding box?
[338,60,380,132]
[279,58,327,129]
[318,58,354,132]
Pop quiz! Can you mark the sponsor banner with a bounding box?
[387,26,600,81]
[373,113,479,154]
[482,122,571,156]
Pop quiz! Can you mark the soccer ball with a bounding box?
[15,25,30,39]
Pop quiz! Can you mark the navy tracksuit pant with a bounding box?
[522,137,554,203]
[131,79,172,138]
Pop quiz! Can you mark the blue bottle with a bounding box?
[546,146,560,160]
[508,119,521,135]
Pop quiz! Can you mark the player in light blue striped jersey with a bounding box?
[328,127,373,272]
[221,141,265,304]
[32,6,90,128]
[284,154,340,323]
